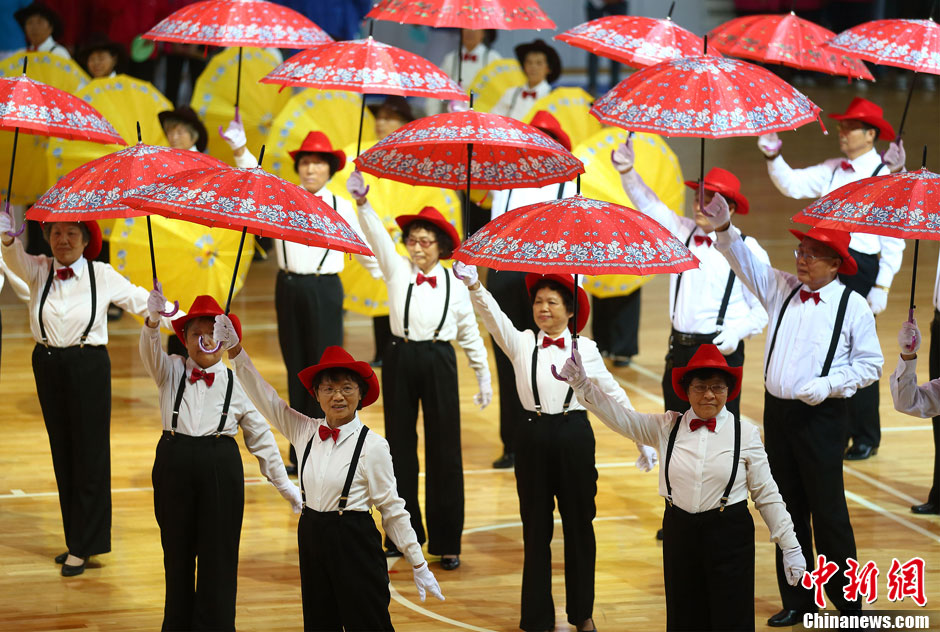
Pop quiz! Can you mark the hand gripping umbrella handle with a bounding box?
[160,300,180,318]
[3,201,24,237]
[550,337,579,382]
[198,336,223,354]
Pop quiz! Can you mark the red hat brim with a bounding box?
[789,228,858,276]
[683,179,749,215]
[395,209,461,258]
[670,345,743,402]
[828,111,895,143]
[524,273,590,333]
[288,131,346,172]
[298,353,380,408]
[171,296,242,346]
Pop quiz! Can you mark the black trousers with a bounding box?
[382,337,463,555]
[32,344,112,557]
[926,310,940,505]
[515,410,596,631]
[486,269,535,454]
[841,250,881,448]
[662,501,755,631]
[591,289,641,359]
[298,509,393,631]
[372,315,392,363]
[152,432,244,631]
[662,332,744,420]
[764,393,859,612]
[275,271,343,464]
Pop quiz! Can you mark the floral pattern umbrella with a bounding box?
[825,19,940,75]
[366,0,555,30]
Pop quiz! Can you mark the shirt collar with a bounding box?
[806,277,844,303]
[185,357,225,375]
[54,256,87,278]
[319,414,362,446]
[845,147,881,171]
[412,261,444,281]
[464,43,487,57]
[537,328,572,346]
[36,36,56,52]
[682,406,730,432]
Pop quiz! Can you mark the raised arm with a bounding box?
[0,237,44,287]
[612,138,683,236]
[464,273,527,360]
[766,155,838,199]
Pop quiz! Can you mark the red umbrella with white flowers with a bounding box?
[366,0,555,30]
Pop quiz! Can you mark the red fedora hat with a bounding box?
[529,110,571,151]
[171,295,242,345]
[524,272,590,333]
[288,131,346,172]
[671,344,743,402]
[828,97,895,142]
[395,206,461,258]
[683,167,749,215]
[298,346,380,408]
[44,220,102,260]
[789,225,858,276]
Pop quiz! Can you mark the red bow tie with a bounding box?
[189,367,215,387]
[463,53,477,62]
[521,90,537,98]
[839,160,855,172]
[689,417,717,432]
[318,424,341,442]
[541,336,565,349]
[55,267,75,280]
[416,273,437,288]
[800,289,822,304]
[694,235,713,247]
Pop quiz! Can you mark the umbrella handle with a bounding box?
[4,200,24,237]
[159,300,180,318]
[198,336,222,354]
[550,338,579,382]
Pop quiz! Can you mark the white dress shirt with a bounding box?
[569,381,800,549]
[0,245,29,301]
[2,239,171,347]
[767,148,905,288]
[715,229,883,400]
[489,179,578,220]
[891,356,940,418]
[470,283,631,414]
[621,169,769,337]
[231,350,425,566]
[139,325,289,485]
[26,36,70,59]
[357,201,490,379]
[491,80,551,121]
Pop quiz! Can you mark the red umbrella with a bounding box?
[709,12,873,80]
[366,0,555,30]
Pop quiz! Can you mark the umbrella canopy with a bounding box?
[0,51,90,93]
[191,47,291,163]
[353,110,584,190]
[469,58,525,113]
[825,18,940,75]
[556,15,720,68]
[454,195,699,276]
[366,0,555,30]
[261,37,468,101]
[590,55,823,138]
[521,87,602,152]
[709,12,874,80]
[143,0,332,48]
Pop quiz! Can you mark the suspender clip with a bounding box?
[534,404,541,416]
[666,496,673,507]
[719,497,729,512]
[403,329,409,342]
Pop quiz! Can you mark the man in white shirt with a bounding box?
[428,29,501,115]
[758,97,905,461]
[491,39,560,121]
[15,2,69,59]
[703,195,883,627]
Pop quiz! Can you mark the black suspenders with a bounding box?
[673,230,741,328]
[169,368,234,436]
[38,260,97,347]
[530,343,573,416]
[299,424,370,513]
[402,267,451,342]
[663,413,741,512]
[282,194,335,274]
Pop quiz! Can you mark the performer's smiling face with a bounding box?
[794,237,841,290]
[296,154,330,194]
[686,375,730,420]
[46,222,88,266]
[404,227,440,273]
[87,50,117,78]
[532,287,573,337]
[315,375,361,426]
[523,51,549,87]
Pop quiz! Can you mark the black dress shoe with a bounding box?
[440,556,460,571]
[767,609,812,627]
[61,560,85,577]
[284,464,298,476]
[54,552,69,564]
[911,501,940,514]
[612,357,632,367]
[385,543,403,557]
[655,528,663,541]
[844,443,878,460]
[492,452,514,469]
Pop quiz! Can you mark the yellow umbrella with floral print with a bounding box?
[469,57,524,113]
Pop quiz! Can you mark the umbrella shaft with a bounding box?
[235,47,243,110]
[356,95,366,157]
[897,71,917,139]
[225,226,248,314]
[456,29,463,86]
[699,137,705,213]
[910,238,919,313]
[4,127,18,207]
[464,143,473,239]
[147,215,157,280]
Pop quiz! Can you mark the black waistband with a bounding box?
[277,269,338,278]
[34,342,106,352]
[161,430,237,443]
[670,329,717,346]
[764,391,846,409]
[525,409,587,421]
[664,499,747,518]
[389,334,450,345]
[301,507,371,519]
[847,249,879,263]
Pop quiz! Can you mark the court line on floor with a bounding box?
[845,490,940,544]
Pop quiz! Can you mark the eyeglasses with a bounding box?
[837,121,865,133]
[405,237,437,248]
[688,383,729,395]
[318,385,359,397]
[793,249,836,263]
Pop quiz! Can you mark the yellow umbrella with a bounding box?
[326,140,461,316]
[109,216,255,330]
[191,47,291,164]
[574,128,685,298]
[0,51,90,92]
[266,89,376,187]
[522,87,602,151]
[469,58,524,113]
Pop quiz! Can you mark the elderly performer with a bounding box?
[0,216,176,577]
[454,262,656,632]
[702,195,882,627]
[559,344,805,631]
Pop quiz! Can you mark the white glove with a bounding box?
[701,191,731,231]
[634,443,658,472]
[452,261,479,287]
[346,170,370,201]
[711,326,741,355]
[795,377,831,406]
[219,115,247,152]
[473,373,493,409]
[758,132,782,158]
[273,478,303,513]
[898,319,921,354]
[212,313,240,351]
[558,348,589,390]
[0,208,11,235]
[147,281,167,323]
[413,562,445,602]
[866,286,888,315]
[610,137,634,173]
[884,139,906,173]
[447,99,470,113]
[782,546,806,587]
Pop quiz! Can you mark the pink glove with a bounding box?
[346,170,369,201]
[219,112,247,151]
[610,138,634,173]
[884,139,906,173]
[898,319,921,354]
